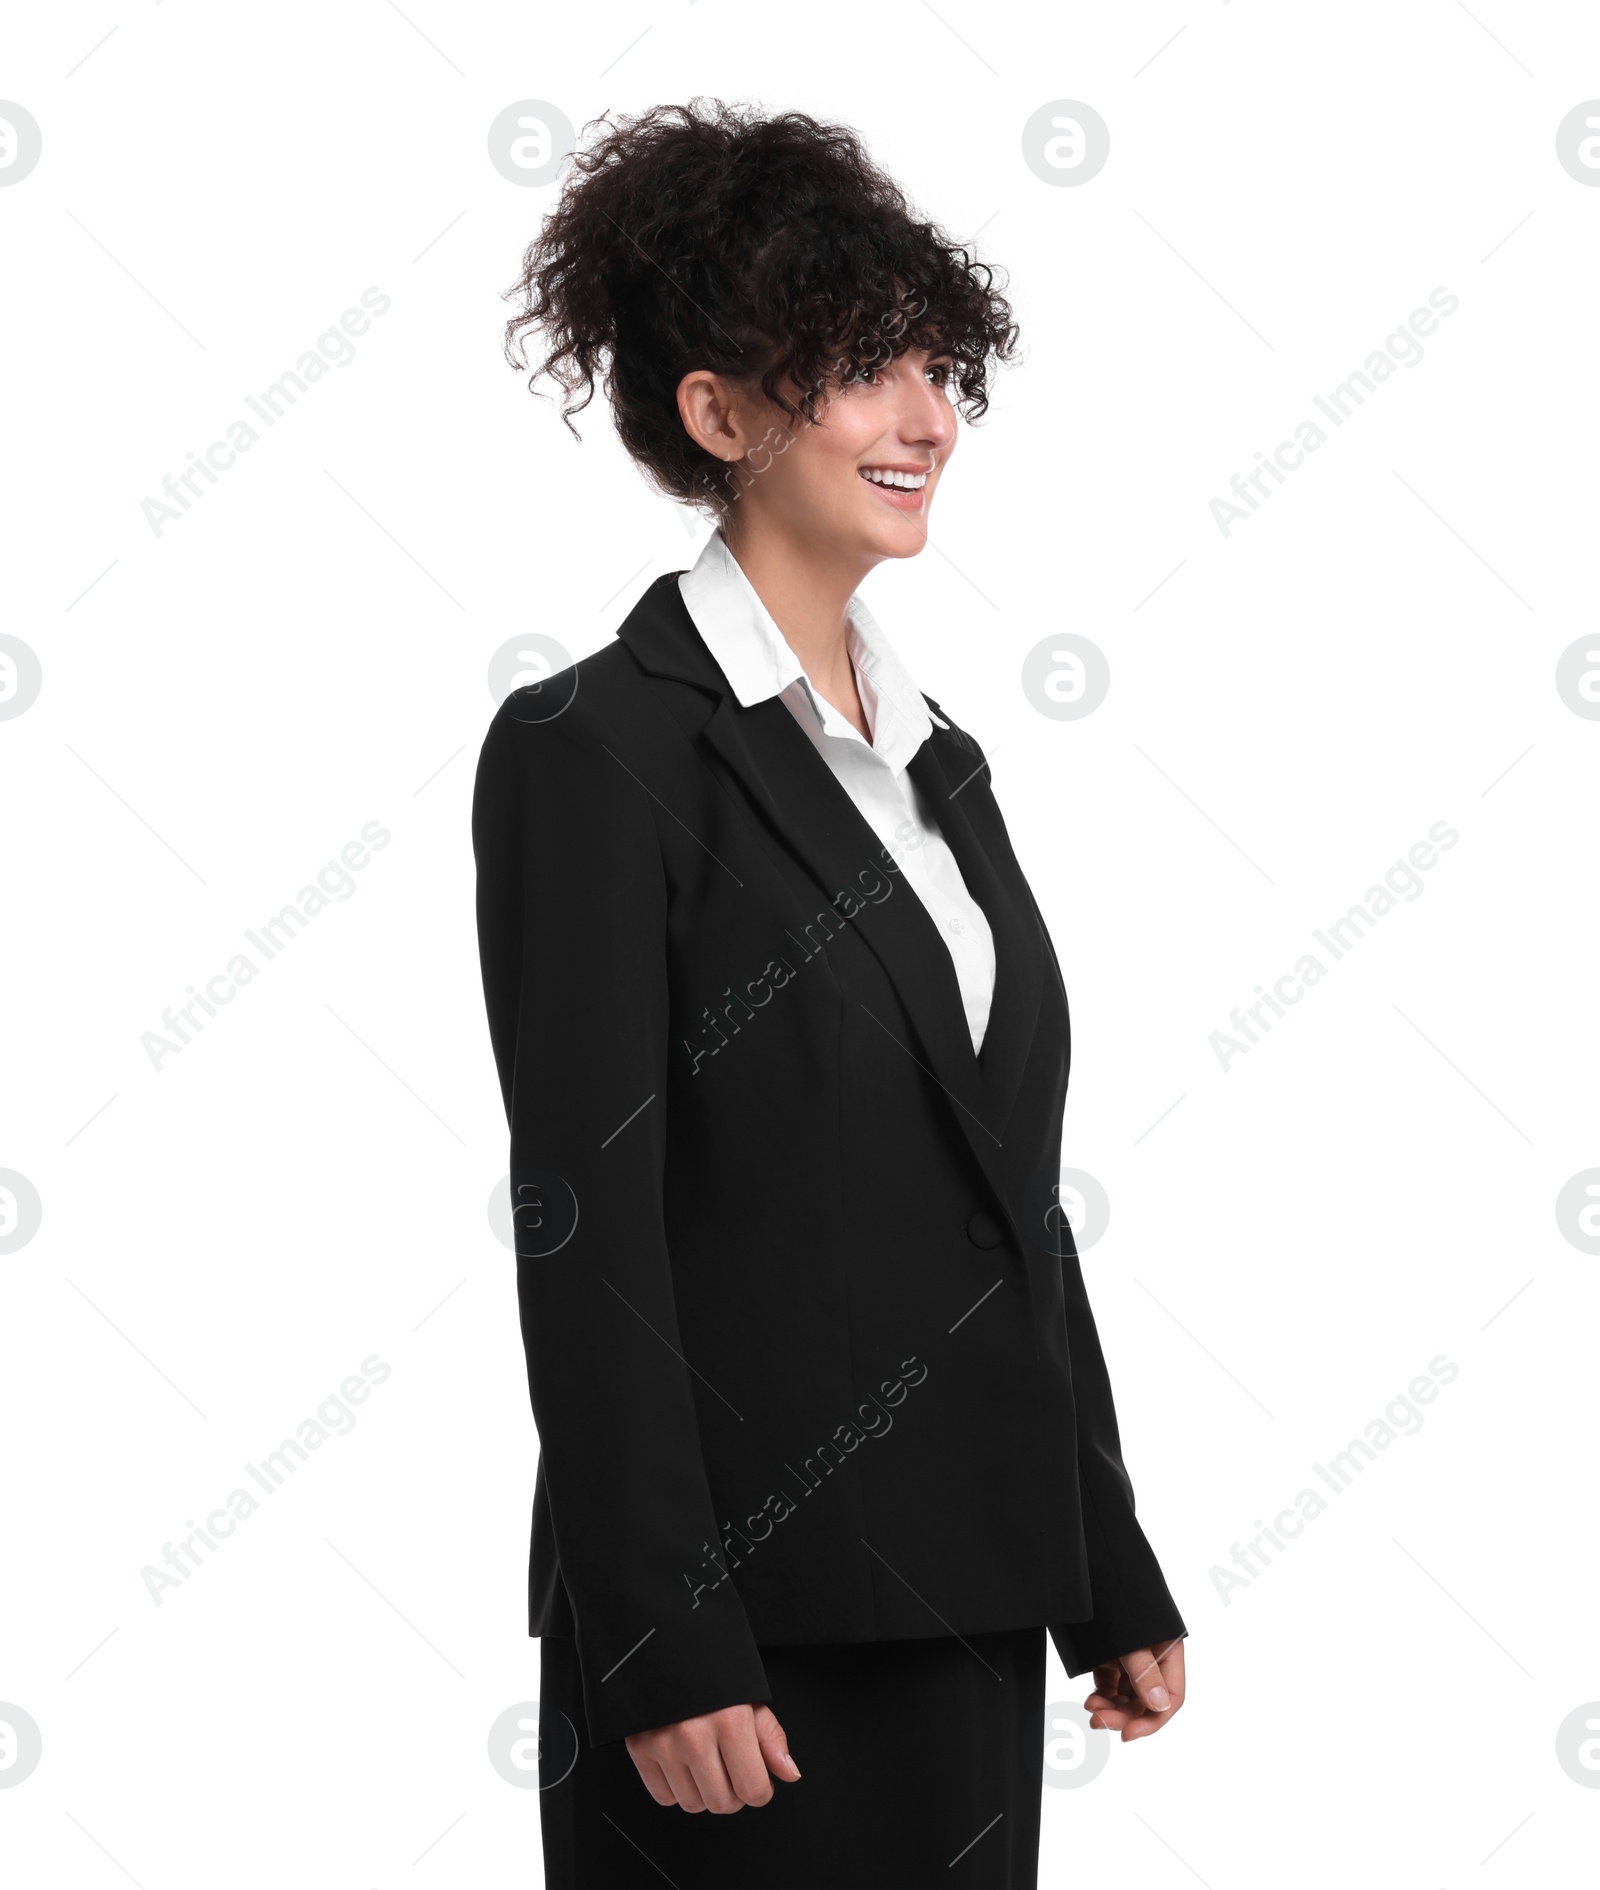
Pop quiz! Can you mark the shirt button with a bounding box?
[947,918,965,935]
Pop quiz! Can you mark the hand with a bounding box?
[625,1702,801,1812]
[1084,1636,1185,1742]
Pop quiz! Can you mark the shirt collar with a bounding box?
[678,530,935,775]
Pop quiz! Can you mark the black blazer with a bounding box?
[472,571,1185,1747]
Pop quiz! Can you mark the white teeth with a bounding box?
[861,468,928,489]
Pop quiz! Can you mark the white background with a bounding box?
[3,3,1598,1884]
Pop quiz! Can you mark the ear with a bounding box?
[677,369,749,465]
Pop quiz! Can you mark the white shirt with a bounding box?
[679,532,996,1054]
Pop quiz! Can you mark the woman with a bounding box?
[475,100,1187,1888]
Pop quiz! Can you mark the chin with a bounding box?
[853,504,932,561]
[878,515,931,559]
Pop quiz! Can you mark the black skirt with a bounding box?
[537,1626,1047,1887]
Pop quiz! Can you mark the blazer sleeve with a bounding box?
[472,696,771,1748]
[1049,1240,1188,1675]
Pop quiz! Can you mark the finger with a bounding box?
[1083,1690,1130,1715]
[1120,1642,1186,1736]
[685,1731,745,1815]
[647,1739,710,1813]
[718,1712,775,1808]
[659,1751,708,1812]
[1088,1703,1139,1731]
[1099,1658,1141,1695]
[632,1754,677,1807]
[1084,1676,1134,1716]
[1118,1658,1186,1741]
[752,1704,801,1784]
[1118,1646,1173,1716]
[1154,1637,1186,1711]
[1086,1679,1136,1716]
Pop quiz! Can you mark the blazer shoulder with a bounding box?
[478,639,661,770]
[476,649,671,862]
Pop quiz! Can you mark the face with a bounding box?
[684,347,960,567]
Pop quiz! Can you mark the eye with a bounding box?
[842,358,951,392]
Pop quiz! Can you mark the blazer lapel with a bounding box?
[618,573,1031,1242]
[907,733,1044,1142]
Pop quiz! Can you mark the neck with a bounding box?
[719,520,874,695]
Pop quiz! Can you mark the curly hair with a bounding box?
[502,99,1020,521]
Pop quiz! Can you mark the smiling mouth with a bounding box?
[858,466,930,509]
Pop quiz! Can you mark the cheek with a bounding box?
[766,435,866,511]
[807,396,883,471]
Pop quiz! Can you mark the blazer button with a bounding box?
[966,1209,1004,1250]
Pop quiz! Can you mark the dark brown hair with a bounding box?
[502,98,1020,518]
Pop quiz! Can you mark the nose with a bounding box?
[894,362,957,453]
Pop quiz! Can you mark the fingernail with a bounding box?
[1149,1685,1170,1709]
[783,1752,801,1779]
